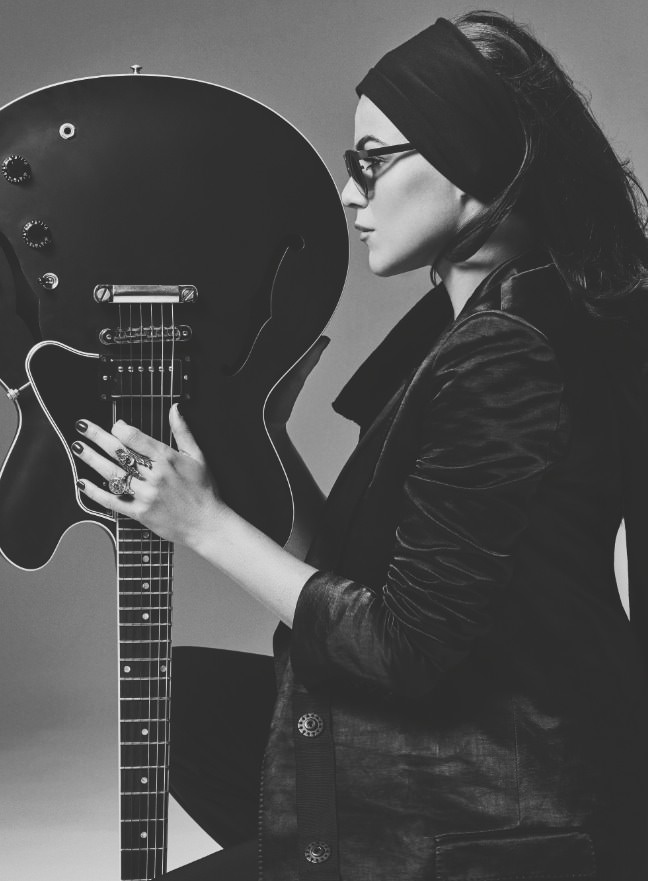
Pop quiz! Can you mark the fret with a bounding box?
[120,591,170,596]
[121,745,170,767]
[121,720,168,740]
[121,680,169,700]
[121,793,167,815]
[118,569,172,575]
[122,771,166,795]
[121,819,166,849]
[118,535,171,546]
[120,676,168,681]
[119,764,166,773]
[120,638,171,645]
[121,605,169,611]
[120,700,169,721]
[118,553,173,562]
[121,685,169,701]
[118,577,172,584]
[121,661,169,673]
[119,610,171,625]
[119,643,169,660]
[121,851,165,880]
[122,847,166,852]
[118,568,173,580]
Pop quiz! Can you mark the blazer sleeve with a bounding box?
[290,311,570,698]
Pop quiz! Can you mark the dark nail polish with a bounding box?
[76,420,88,432]
[76,480,85,491]
[71,441,83,454]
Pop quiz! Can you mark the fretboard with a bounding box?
[117,516,173,881]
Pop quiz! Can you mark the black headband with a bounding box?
[356,17,524,201]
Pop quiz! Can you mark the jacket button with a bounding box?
[297,712,324,737]
[304,841,331,863]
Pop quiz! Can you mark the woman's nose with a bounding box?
[341,176,368,209]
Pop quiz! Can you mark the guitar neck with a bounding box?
[117,515,173,881]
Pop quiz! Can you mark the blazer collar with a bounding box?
[333,249,569,431]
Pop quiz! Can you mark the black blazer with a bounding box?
[260,251,648,881]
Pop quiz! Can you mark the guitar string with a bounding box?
[143,300,151,880]
[140,300,148,880]
[159,301,164,874]
[143,301,150,881]
[164,301,176,871]
[148,300,154,878]
[156,300,163,872]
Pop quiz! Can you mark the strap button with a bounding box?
[297,712,324,737]
[304,841,331,864]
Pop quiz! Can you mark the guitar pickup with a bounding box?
[98,355,191,400]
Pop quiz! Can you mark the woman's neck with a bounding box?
[437,213,536,319]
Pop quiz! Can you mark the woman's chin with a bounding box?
[367,249,401,277]
[367,250,425,278]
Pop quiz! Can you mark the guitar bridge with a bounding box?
[99,325,192,345]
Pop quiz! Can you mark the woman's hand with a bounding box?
[73,403,225,548]
[73,402,318,627]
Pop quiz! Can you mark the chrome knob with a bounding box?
[22,219,53,249]
[2,155,32,184]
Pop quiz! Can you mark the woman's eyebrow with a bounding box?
[355,134,386,150]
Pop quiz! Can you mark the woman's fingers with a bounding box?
[111,420,167,457]
[76,418,165,462]
[169,404,205,462]
[72,440,128,482]
[76,418,124,460]
[76,477,134,516]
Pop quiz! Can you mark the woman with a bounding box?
[73,11,648,880]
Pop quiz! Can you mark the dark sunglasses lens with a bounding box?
[344,151,367,197]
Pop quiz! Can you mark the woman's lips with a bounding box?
[359,230,372,242]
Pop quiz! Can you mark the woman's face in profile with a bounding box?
[341,96,471,277]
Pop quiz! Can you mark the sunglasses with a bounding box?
[343,143,415,198]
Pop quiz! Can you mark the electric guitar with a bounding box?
[0,72,347,879]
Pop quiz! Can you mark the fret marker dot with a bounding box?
[140,831,147,839]
[143,532,150,539]
[142,582,150,590]
[142,728,149,736]
[160,664,167,672]
[141,776,148,784]
[142,612,150,620]
[143,555,150,563]
[123,665,131,673]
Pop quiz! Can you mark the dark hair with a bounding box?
[438,9,648,318]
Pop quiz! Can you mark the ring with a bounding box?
[108,472,135,496]
[115,446,153,477]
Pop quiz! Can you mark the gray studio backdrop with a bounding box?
[0,1,644,877]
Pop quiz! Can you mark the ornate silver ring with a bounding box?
[108,472,135,496]
[115,446,153,477]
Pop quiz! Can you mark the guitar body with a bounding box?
[0,73,348,567]
[0,74,347,879]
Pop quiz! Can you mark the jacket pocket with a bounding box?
[433,827,597,880]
